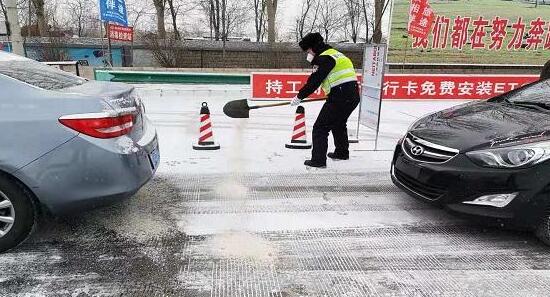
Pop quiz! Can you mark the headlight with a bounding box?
[466,143,550,168]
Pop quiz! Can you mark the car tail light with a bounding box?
[59,111,136,139]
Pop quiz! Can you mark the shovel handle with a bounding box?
[249,97,327,110]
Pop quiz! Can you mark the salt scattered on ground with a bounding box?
[4,84,548,297]
[213,179,249,200]
[207,231,277,262]
[136,84,466,175]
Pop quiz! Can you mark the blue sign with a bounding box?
[26,47,124,67]
[99,0,128,26]
[1,43,12,52]
[67,48,124,67]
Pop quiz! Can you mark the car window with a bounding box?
[0,60,86,90]
[503,79,550,104]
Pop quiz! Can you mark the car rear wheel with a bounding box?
[0,176,36,253]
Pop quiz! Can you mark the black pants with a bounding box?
[311,82,360,163]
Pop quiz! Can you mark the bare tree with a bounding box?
[22,0,35,37]
[317,0,344,41]
[342,0,362,43]
[221,0,225,40]
[294,0,320,41]
[152,0,166,38]
[127,0,150,30]
[46,0,61,30]
[251,0,266,42]
[144,33,187,67]
[266,0,276,43]
[166,0,193,40]
[348,0,387,43]
[212,0,220,39]
[197,0,220,40]
[361,0,371,41]
[372,0,389,43]
[0,0,7,22]
[198,0,248,41]
[166,0,180,39]
[222,0,249,38]
[38,36,69,61]
[31,0,47,36]
[66,0,93,37]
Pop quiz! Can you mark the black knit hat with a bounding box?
[299,33,324,51]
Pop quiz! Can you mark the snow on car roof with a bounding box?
[0,51,32,62]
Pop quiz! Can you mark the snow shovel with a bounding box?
[223,97,327,119]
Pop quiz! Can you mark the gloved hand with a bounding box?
[290,96,302,106]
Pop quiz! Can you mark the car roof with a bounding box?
[0,51,32,62]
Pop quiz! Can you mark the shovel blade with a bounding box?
[223,99,251,118]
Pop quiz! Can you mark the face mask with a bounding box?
[306,53,315,63]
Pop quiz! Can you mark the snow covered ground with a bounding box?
[4,84,550,297]
[138,84,467,175]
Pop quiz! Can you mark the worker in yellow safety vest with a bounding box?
[291,32,360,168]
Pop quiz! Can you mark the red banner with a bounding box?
[251,73,539,101]
[382,74,537,100]
[252,73,331,100]
[408,0,435,39]
[108,24,134,42]
[415,15,550,50]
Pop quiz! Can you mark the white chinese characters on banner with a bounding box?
[250,73,538,101]
[415,15,550,51]
[382,78,526,99]
[264,79,322,97]
[265,80,283,95]
[287,81,302,95]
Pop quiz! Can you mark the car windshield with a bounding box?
[502,79,550,105]
[0,60,86,90]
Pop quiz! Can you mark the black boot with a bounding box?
[327,152,349,160]
[304,160,327,168]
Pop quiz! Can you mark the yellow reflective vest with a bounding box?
[319,48,358,95]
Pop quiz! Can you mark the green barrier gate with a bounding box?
[94,69,251,84]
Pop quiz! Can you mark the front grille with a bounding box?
[394,168,446,200]
[402,133,459,163]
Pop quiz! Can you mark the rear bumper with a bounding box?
[13,127,159,215]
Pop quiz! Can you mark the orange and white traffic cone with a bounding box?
[286,105,312,149]
[193,102,220,150]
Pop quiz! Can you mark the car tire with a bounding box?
[0,175,36,253]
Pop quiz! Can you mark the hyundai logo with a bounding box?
[411,145,424,156]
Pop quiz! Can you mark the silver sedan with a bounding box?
[0,52,159,252]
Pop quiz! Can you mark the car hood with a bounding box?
[409,101,550,152]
